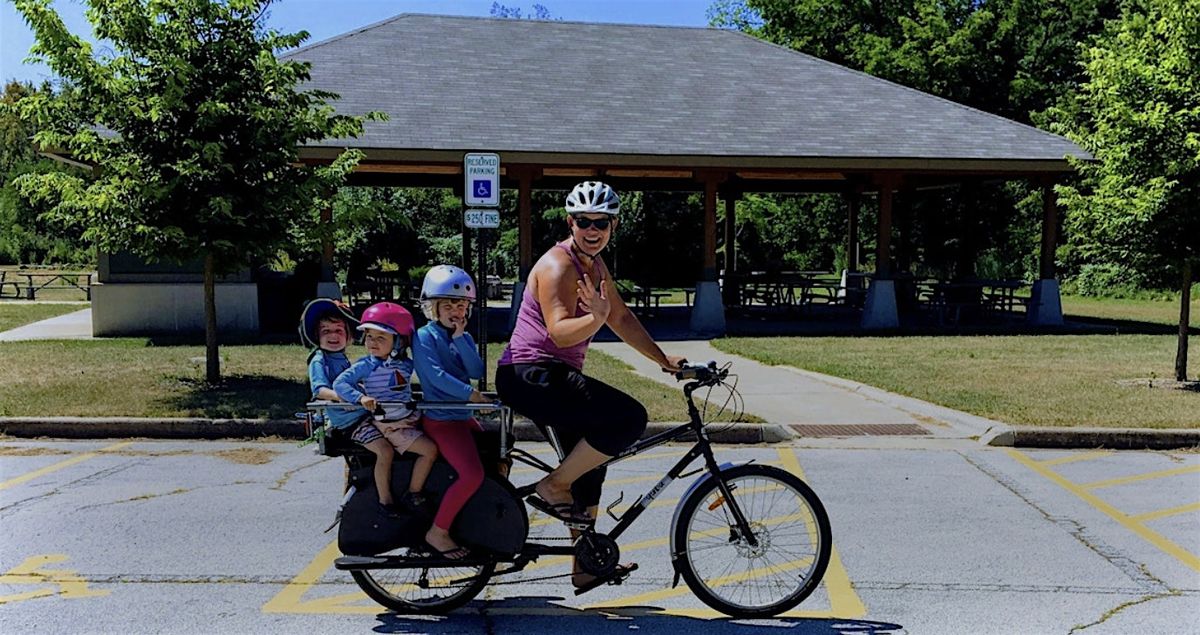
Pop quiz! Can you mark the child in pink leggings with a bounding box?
[412,265,490,559]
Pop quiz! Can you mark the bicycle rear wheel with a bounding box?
[673,464,831,618]
[350,548,494,614]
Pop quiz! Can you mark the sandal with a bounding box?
[572,563,638,596]
[423,542,471,561]
[526,495,593,528]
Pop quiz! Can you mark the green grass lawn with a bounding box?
[0,340,734,421]
[713,334,1198,428]
[1061,294,1198,328]
[0,303,88,333]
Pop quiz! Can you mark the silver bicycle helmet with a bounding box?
[565,181,620,215]
[420,265,476,320]
[421,265,476,302]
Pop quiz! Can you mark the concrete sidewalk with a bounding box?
[0,307,92,341]
[593,340,1200,450]
[2,309,1197,448]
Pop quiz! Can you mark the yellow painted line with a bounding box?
[586,555,815,608]
[1007,449,1200,573]
[1081,465,1200,490]
[512,448,689,476]
[778,447,866,618]
[0,554,109,604]
[1037,450,1115,467]
[263,540,376,614]
[0,442,133,491]
[526,464,786,528]
[604,459,782,487]
[1132,502,1200,523]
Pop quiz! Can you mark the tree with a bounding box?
[1047,0,1200,381]
[708,1,1121,283]
[0,81,90,265]
[8,0,381,382]
[489,2,556,20]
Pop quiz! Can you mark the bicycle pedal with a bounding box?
[572,563,638,596]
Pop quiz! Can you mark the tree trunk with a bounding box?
[1176,259,1192,382]
[204,252,220,384]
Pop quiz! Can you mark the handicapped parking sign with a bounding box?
[473,180,492,200]
[464,153,500,206]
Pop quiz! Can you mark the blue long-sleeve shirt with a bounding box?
[334,355,416,424]
[307,349,362,428]
[413,323,484,421]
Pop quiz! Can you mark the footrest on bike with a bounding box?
[335,553,492,571]
[573,563,638,596]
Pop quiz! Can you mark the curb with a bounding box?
[0,417,794,445]
[988,426,1200,450]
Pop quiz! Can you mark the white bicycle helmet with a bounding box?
[565,181,620,215]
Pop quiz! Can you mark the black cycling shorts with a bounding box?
[496,361,648,508]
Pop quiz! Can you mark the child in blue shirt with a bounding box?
[412,265,489,560]
[333,302,439,518]
[301,298,359,429]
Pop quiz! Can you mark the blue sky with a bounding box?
[2,0,718,84]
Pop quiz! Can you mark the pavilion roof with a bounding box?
[287,14,1087,173]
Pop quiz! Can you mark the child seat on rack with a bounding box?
[306,396,524,557]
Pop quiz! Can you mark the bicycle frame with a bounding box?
[502,378,760,566]
[316,374,759,578]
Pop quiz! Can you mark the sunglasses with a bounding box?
[572,216,612,231]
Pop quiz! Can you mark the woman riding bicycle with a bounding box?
[495,180,685,591]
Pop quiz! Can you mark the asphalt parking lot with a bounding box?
[2,437,1197,634]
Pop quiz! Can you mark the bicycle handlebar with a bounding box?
[674,361,728,384]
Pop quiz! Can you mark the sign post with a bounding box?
[463,154,501,390]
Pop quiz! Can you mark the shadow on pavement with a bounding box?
[369,597,903,634]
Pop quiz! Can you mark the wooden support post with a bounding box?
[1040,179,1058,280]
[703,177,719,281]
[722,190,739,304]
[897,187,913,274]
[875,176,895,280]
[846,186,860,273]
[518,168,535,279]
[320,204,334,282]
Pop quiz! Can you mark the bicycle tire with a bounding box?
[350,553,495,614]
[673,464,831,618]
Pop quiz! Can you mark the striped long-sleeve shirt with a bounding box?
[333,355,416,423]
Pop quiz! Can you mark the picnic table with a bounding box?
[728,272,839,311]
[0,271,92,300]
[344,271,419,308]
[917,278,1028,325]
[618,282,670,316]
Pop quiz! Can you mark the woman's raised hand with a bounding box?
[577,273,612,320]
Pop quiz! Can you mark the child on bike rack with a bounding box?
[301,298,358,425]
[333,302,440,519]
[412,265,490,561]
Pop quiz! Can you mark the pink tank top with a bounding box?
[499,240,603,371]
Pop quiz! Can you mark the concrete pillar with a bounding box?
[1028,180,1064,326]
[862,176,899,329]
[691,174,726,336]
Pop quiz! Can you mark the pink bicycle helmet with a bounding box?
[357,302,415,353]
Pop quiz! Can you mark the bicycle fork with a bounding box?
[665,447,758,589]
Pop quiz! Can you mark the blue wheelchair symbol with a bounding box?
[473,180,492,199]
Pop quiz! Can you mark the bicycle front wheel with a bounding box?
[673,464,831,618]
[350,548,495,614]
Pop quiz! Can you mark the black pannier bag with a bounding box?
[337,430,527,557]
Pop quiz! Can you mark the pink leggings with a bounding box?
[422,417,485,531]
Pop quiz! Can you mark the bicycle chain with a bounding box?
[482,571,575,586]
